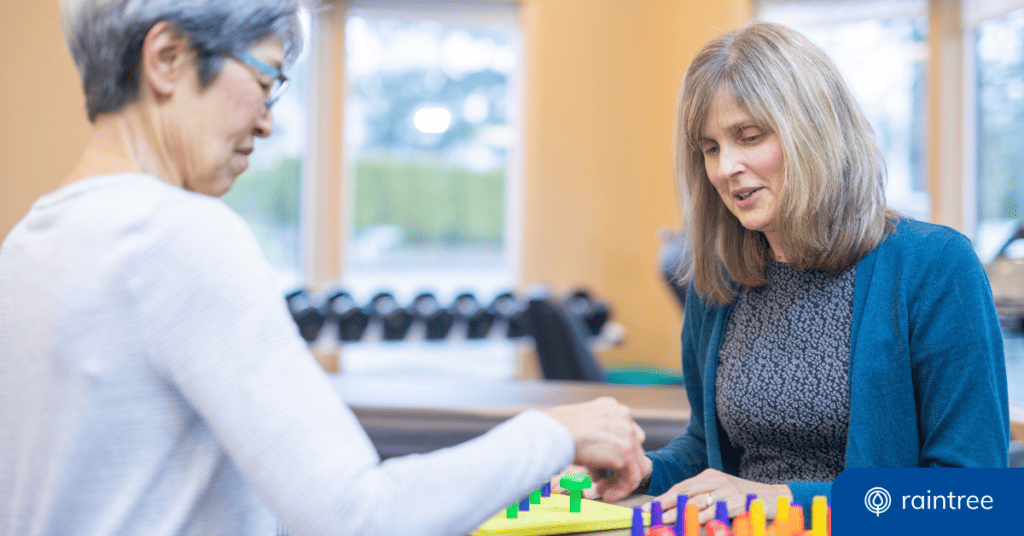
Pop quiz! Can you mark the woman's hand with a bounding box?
[544,397,652,503]
[645,469,793,525]
[551,454,653,503]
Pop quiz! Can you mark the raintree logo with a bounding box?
[864,487,892,516]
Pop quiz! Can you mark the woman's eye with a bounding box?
[703,146,718,156]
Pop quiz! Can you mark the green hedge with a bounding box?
[353,158,505,245]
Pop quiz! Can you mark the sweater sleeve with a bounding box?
[646,287,711,495]
[905,231,1009,468]
[131,198,575,536]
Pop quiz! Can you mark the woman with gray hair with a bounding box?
[0,1,647,535]
[584,21,1007,525]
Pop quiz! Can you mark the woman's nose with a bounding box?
[717,145,744,177]
[254,108,273,138]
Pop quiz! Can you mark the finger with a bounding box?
[632,421,646,445]
[599,445,648,502]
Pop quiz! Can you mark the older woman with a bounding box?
[633,21,1009,523]
[0,1,647,535]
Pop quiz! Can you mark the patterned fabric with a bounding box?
[716,259,854,484]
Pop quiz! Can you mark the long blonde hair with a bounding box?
[677,21,896,305]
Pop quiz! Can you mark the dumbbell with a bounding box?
[370,292,414,341]
[451,293,496,339]
[564,289,610,337]
[285,289,326,343]
[490,292,529,338]
[325,291,370,342]
[411,292,455,340]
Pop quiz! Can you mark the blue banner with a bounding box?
[832,468,1024,535]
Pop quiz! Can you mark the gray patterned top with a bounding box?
[715,258,854,484]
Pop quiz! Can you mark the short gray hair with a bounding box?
[60,0,303,122]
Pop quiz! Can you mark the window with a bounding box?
[970,3,1024,407]
[337,1,523,378]
[222,10,313,292]
[972,7,1024,259]
[342,2,521,303]
[758,0,931,221]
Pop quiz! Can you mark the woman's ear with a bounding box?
[139,21,193,100]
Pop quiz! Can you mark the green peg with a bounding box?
[530,488,542,504]
[559,473,592,513]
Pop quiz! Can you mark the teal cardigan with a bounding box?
[647,219,1010,509]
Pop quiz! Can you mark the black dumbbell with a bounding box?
[412,292,455,340]
[565,289,609,337]
[326,291,370,342]
[490,292,529,338]
[370,292,414,341]
[285,289,326,343]
[451,293,496,339]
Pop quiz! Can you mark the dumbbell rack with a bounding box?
[284,287,622,376]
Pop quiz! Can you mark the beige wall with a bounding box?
[0,1,752,375]
[520,0,752,371]
[0,1,90,239]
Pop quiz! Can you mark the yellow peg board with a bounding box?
[473,494,651,536]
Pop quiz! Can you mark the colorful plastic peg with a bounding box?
[684,502,700,536]
[811,496,828,536]
[651,500,663,527]
[705,519,733,536]
[632,506,645,536]
[789,504,805,536]
[675,494,688,536]
[506,503,518,519]
[774,496,790,533]
[733,512,751,536]
[559,473,592,513]
[749,499,766,536]
[715,501,729,525]
[530,488,542,504]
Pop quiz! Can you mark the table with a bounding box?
[330,373,690,458]
[331,374,689,534]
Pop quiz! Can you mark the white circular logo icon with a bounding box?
[865,487,891,516]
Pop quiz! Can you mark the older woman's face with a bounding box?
[170,38,283,197]
[700,89,785,242]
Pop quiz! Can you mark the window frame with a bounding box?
[303,1,523,297]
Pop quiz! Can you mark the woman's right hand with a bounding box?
[544,397,653,502]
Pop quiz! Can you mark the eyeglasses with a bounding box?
[233,51,289,110]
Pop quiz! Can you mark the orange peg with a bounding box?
[733,512,751,536]
[685,502,700,536]
[788,505,805,536]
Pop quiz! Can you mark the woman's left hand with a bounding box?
[645,468,793,525]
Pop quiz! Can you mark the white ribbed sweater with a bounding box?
[0,174,574,536]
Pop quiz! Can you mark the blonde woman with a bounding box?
[637,21,1008,524]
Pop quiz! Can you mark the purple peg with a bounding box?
[715,500,729,525]
[676,494,688,535]
[631,506,645,536]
